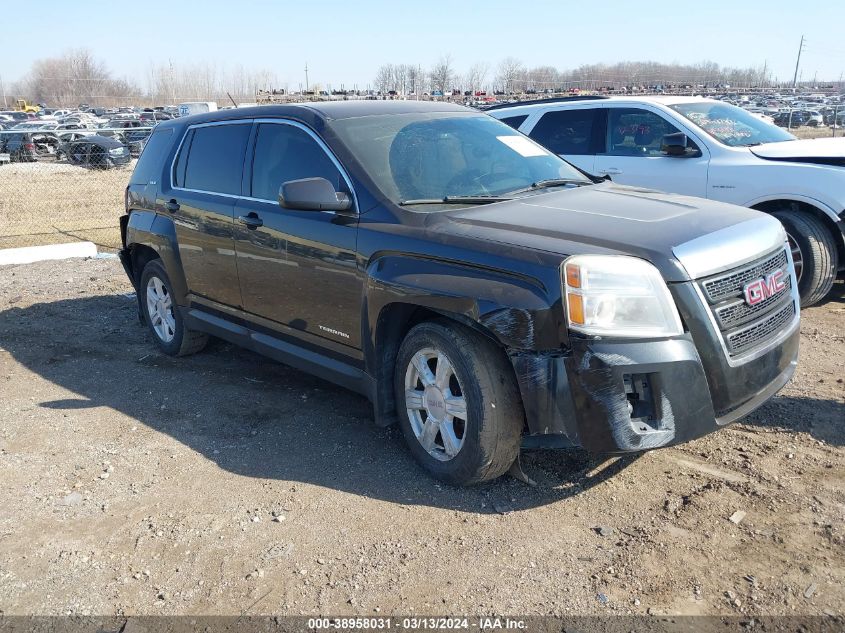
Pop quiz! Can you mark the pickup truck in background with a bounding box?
[119,101,800,485]
[488,96,845,306]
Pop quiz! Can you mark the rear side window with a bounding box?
[499,114,528,130]
[250,123,345,201]
[129,128,173,185]
[529,108,601,155]
[178,123,251,195]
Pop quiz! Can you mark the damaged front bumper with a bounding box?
[511,323,799,453]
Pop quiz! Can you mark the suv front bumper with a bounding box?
[511,321,799,453]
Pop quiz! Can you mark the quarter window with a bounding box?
[499,114,528,130]
[250,123,345,201]
[130,128,173,186]
[529,108,601,155]
[178,123,251,195]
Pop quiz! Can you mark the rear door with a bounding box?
[592,106,709,197]
[234,120,362,348]
[523,107,605,174]
[162,121,250,308]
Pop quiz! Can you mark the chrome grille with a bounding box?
[726,300,795,355]
[702,249,788,303]
[697,247,797,359]
[713,273,793,329]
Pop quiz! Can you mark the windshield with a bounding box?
[329,112,590,204]
[670,102,795,147]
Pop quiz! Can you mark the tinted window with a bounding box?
[607,108,687,157]
[529,108,600,155]
[129,128,173,185]
[181,123,250,195]
[499,114,528,130]
[250,123,344,201]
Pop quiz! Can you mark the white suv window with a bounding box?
[606,108,689,157]
[528,108,601,155]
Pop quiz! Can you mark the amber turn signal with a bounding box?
[567,292,585,325]
[565,263,581,288]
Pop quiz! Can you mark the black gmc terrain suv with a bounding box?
[119,101,800,485]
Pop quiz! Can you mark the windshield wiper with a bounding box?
[399,195,512,206]
[504,178,591,196]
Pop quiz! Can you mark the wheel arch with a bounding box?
[362,255,561,427]
[750,197,845,267]
[124,210,189,303]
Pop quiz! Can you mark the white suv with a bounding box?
[488,96,845,306]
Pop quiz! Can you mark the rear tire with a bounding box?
[394,321,523,486]
[772,210,838,307]
[139,259,208,356]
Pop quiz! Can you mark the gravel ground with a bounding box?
[0,257,842,618]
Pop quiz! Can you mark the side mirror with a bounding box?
[661,132,693,157]
[278,177,352,212]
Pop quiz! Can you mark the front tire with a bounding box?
[773,210,838,307]
[394,321,523,486]
[139,259,208,356]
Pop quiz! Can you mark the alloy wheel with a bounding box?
[786,231,804,284]
[146,276,176,343]
[404,347,468,461]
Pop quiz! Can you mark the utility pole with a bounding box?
[304,63,309,92]
[788,35,806,130]
[791,35,805,89]
[0,73,7,108]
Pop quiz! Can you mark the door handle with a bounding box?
[165,199,180,213]
[599,168,622,175]
[237,213,263,229]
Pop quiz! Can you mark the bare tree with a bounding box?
[429,55,454,94]
[496,57,525,93]
[14,49,140,107]
[464,62,489,94]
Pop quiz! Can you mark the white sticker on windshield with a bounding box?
[497,135,547,157]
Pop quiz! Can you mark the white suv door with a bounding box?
[592,106,710,198]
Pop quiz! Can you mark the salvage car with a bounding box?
[119,102,800,485]
[488,96,845,306]
[57,134,131,168]
[0,132,38,162]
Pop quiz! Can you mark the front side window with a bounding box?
[529,108,601,155]
[178,123,250,195]
[250,123,345,201]
[670,101,795,147]
[330,112,589,204]
[606,108,687,157]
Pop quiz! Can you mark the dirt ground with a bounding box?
[0,257,842,618]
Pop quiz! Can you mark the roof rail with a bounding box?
[483,95,610,111]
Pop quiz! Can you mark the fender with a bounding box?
[124,211,190,305]
[363,254,563,354]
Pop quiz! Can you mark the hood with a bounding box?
[751,138,845,167]
[434,183,778,282]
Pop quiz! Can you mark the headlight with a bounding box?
[109,147,124,155]
[563,255,683,338]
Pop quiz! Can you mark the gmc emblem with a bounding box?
[743,269,786,306]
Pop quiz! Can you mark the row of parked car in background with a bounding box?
[0,105,175,168]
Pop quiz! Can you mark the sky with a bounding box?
[1,0,844,90]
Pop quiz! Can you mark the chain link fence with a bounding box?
[0,126,151,250]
